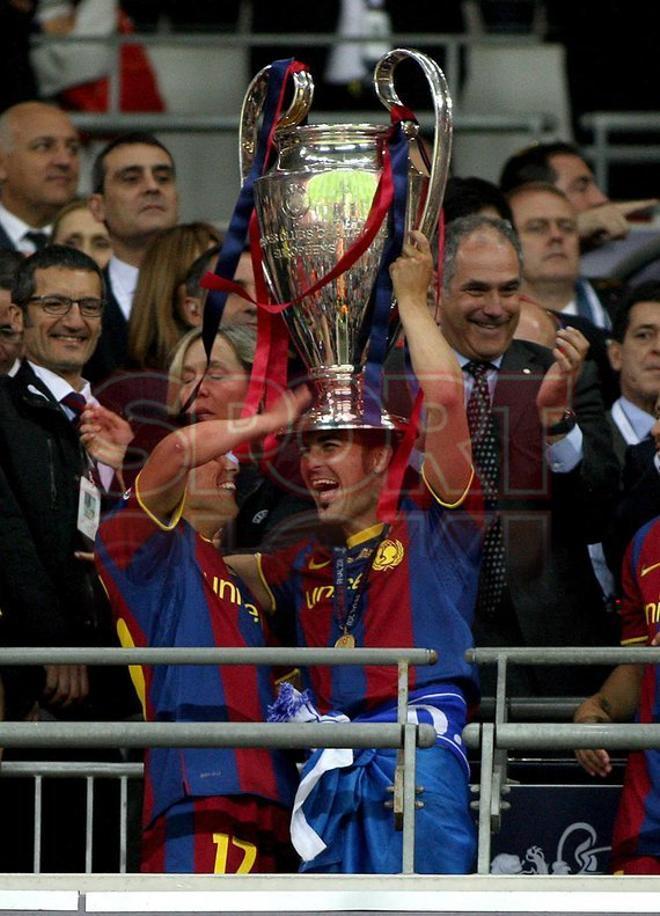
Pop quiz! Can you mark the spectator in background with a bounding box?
[443,175,513,225]
[606,283,660,464]
[0,244,135,716]
[0,101,80,253]
[91,323,314,548]
[604,390,660,591]
[508,182,616,330]
[435,215,619,697]
[507,183,618,406]
[51,198,113,269]
[0,244,137,873]
[0,248,23,374]
[499,141,656,252]
[92,223,220,496]
[86,132,179,382]
[126,222,220,372]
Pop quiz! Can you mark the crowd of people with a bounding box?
[1,95,660,877]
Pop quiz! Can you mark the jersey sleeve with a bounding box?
[95,478,184,584]
[256,543,300,614]
[620,535,648,646]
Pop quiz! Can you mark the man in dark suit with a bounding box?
[606,282,660,465]
[0,243,133,714]
[437,215,620,696]
[0,244,138,871]
[0,101,80,254]
[85,132,179,383]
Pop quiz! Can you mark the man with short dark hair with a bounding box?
[607,282,660,463]
[0,244,133,713]
[0,101,80,253]
[499,141,656,253]
[437,214,619,696]
[86,132,179,382]
[0,247,136,874]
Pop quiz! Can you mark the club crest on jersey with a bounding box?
[372,538,404,571]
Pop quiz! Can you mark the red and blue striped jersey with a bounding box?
[613,516,660,860]
[95,489,297,827]
[257,473,482,717]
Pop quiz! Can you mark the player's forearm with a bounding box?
[398,297,464,407]
[575,664,643,724]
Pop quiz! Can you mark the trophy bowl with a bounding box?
[242,48,452,430]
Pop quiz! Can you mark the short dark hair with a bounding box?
[444,176,513,225]
[0,248,22,292]
[12,245,105,310]
[91,131,174,194]
[443,214,523,291]
[611,281,660,343]
[499,142,583,193]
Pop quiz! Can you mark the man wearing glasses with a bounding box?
[0,244,135,717]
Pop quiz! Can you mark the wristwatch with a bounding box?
[545,408,577,437]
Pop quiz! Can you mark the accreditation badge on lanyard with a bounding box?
[77,472,101,540]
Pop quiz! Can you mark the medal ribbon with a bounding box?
[332,527,389,644]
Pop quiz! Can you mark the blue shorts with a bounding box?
[298,744,475,874]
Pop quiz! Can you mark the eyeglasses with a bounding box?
[27,295,106,318]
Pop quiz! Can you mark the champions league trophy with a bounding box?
[240,49,452,430]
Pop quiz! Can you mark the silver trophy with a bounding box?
[240,49,452,430]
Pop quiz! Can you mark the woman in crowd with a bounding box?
[84,323,314,546]
[93,223,221,486]
[50,198,113,268]
[126,221,220,372]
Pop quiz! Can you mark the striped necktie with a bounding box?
[465,360,507,618]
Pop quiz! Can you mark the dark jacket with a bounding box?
[0,364,137,717]
[0,365,109,646]
[467,340,619,696]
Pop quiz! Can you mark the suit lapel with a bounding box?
[494,341,546,439]
[13,362,73,429]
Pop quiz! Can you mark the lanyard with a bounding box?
[332,527,389,648]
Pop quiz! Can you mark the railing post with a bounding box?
[400,721,418,874]
[476,722,494,874]
[593,117,609,195]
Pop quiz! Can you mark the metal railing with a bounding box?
[464,646,660,874]
[581,112,660,194]
[0,646,436,875]
[30,29,556,144]
[30,30,543,116]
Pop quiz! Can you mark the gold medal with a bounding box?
[334,632,356,649]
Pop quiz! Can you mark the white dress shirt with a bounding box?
[0,202,52,254]
[26,361,114,490]
[107,256,139,321]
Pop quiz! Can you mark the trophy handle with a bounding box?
[239,65,315,184]
[373,48,452,240]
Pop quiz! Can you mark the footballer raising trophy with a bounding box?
[239,48,452,431]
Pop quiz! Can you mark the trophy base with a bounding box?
[297,367,404,433]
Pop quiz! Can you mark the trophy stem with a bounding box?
[300,367,400,432]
